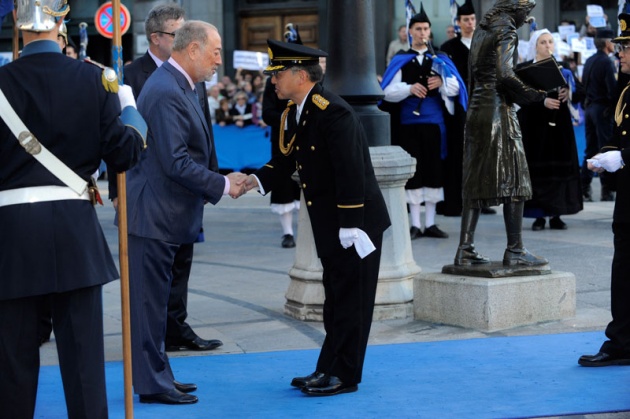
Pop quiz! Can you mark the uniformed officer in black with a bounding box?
[0,1,146,417]
[579,13,630,367]
[244,39,391,396]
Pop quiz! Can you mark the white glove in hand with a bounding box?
[597,151,624,172]
[339,228,376,258]
[339,228,358,249]
[117,84,137,110]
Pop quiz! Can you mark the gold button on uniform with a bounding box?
[311,146,315,151]
[296,146,300,150]
[307,201,312,206]
[302,183,307,189]
[624,131,627,135]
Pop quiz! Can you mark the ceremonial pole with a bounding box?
[11,6,18,60]
[111,0,133,417]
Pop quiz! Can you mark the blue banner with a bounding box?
[213,124,271,172]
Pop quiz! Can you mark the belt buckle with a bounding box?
[18,131,42,155]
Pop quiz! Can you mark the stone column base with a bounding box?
[414,271,576,332]
[284,274,415,322]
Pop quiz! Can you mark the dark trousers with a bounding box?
[602,222,630,356]
[165,243,196,344]
[581,103,615,193]
[316,233,383,385]
[128,235,178,394]
[0,286,107,419]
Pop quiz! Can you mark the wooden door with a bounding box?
[240,13,319,52]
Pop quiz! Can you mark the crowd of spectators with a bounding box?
[207,68,269,129]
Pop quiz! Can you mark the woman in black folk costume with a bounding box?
[517,29,583,231]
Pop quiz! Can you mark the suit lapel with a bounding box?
[162,61,210,142]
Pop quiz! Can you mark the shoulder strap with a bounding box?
[0,88,87,195]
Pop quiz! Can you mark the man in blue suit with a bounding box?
[125,20,246,405]
[111,3,223,354]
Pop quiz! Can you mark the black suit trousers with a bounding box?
[316,233,383,385]
[0,286,107,419]
[602,222,630,356]
[165,242,196,343]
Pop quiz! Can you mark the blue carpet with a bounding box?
[35,331,630,418]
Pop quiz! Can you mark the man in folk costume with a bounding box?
[381,3,467,239]
[439,0,495,217]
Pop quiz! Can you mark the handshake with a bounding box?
[225,172,259,199]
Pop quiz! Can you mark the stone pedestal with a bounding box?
[285,146,420,321]
[414,270,576,332]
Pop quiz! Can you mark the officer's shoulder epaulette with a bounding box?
[83,58,119,93]
[312,94,329,110]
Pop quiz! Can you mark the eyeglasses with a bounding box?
[154,31,176,38]
[615,43,630,54]
[268,67,292,77]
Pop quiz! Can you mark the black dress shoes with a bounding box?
[532,218,545,231]
[281,234,296,248]
[410,226,423,240]
[301,375,358,396]
[578,351,630,367]
[166,336,223,352]
[173,380,197,393]
[290,371,326,388]
[549,216,567,230]
[424,225,449,239]
[139,389,198,405]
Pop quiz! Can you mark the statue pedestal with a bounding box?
[414,265,576,332]
[285,146,420,321]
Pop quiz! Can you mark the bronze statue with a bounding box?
[455,0,548,267]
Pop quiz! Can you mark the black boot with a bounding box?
[454,207,489,265]
[502,201,548,266]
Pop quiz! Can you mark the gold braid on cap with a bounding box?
[279,104,296,156]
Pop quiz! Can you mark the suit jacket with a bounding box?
[109,52,217,198]
[582,50,617,108]
[0,42,145,300]
[126,60,225,244]
[255,84,391,257]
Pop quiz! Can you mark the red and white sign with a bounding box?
[94,2,131,39]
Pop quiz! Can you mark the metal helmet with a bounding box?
[58,20,68,44]
[16,0,70,32]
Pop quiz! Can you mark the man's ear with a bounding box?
[188,41,200,59]
[149,32,160,46]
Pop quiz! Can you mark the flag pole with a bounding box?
[12,6,18,60]
[111,0,134,417]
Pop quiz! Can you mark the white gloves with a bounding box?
[118,84,137,110]
[590,151,625,172]
[339,228,376,259]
